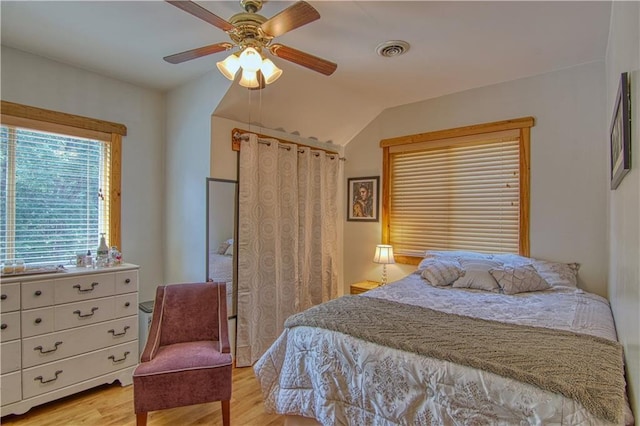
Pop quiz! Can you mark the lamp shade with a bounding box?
[238,70,260,88]
[238,47,262,72]
[216,54,240,80]
[373,244,395,264]
[260,58,283,84]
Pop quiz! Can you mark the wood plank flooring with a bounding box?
[1,367,284,425]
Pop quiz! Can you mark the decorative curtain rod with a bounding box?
[231,129,345,161]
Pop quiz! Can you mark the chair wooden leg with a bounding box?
[221,400,230,426]
[136,412,148,426]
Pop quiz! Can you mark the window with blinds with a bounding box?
[1,127,109,265]
[381,117,533,264]
[0,101,125,267]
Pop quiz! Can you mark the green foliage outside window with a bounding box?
[1,126,104,266]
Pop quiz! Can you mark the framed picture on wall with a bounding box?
[347,176,379,222]
[610,72,631,190]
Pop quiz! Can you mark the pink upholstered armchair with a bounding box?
[133,282,232,426]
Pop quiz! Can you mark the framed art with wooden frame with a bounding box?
[610,72,631,190]
[347,176,379,221]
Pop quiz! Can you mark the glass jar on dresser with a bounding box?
[0,264,139,416]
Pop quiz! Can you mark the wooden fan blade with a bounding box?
[260,1,320,38]
[269,44,337,76]
[164,42,233,64]
[166,0,235,32]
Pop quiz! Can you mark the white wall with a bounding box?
[210,117,241,181]
[344,62,608,297]
[163,71,232,288]
[1,46,165,303]
[605,1,640,416]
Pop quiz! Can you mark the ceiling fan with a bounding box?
[164,0,337,88]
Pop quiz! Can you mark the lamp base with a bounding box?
[381,264,388,286]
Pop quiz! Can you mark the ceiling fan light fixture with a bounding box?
[239,47,263,72]
[216,53,240,80]
[260,58,283,84]
[239,69,260,88]
[165,0,337,89]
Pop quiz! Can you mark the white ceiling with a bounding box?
[1,1,612,145]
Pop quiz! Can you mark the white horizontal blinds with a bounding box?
[0,124,109,265]
[390,137,520,256]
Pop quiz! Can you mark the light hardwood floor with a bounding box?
[1,367,284,425]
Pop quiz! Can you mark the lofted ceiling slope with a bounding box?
[1,1,611,145]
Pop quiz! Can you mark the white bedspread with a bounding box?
[208,252,233,283]
[255,273,633,425]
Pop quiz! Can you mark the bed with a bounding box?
[254,251,634,425]
[208,249,233,313]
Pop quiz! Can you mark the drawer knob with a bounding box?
[73,307,99,318]
[125,302,131,307]
[34,370,63,384]
[73,282,99,292]
[108,351,131,363]
[1,323,7,330]
[35,290,42,296]
[0,294,7,300]
[108,326,130,337]
[35,318,42,324]
[125,278,131,284]
[34,341,63,354]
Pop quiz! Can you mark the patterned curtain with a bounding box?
[236,134,340,367]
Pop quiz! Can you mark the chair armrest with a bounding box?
[140,285,166,362]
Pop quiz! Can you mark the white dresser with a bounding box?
[0,264,139,416]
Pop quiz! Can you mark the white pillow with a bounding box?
[490,265,550,294]
[452,259,502,291]
[419,258,465,287]
[491,253,533,267]
[425,250,494,261]
[224,244,234,257]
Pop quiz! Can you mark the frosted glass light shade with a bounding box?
[260,58,283,84]
[239,70,260,88]
[239,47,262,72]
[373,245,395,264]
[216,54,240,80]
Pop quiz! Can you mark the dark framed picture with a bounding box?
[347,176,379,221]
[610,72,631,190]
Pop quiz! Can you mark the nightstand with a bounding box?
[350,280,381,295]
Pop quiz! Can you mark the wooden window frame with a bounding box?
[1,100,126,251]
[380,117,534,265]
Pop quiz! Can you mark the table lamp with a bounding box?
[373,244,395,285]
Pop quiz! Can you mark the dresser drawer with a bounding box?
[1,371,22,406]
[1,340,21,374]
[54,297,116,331]
[22,280,55,310]
[0,283,21,313]
[54,273,115,304]
[1,311,21,342]
[22,307,55,338]
[115,270,138,294]
[114,293,138,318]
[22,340,137,399]
[22,316,138,368]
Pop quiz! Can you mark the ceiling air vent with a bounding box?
[375,40,410,58]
